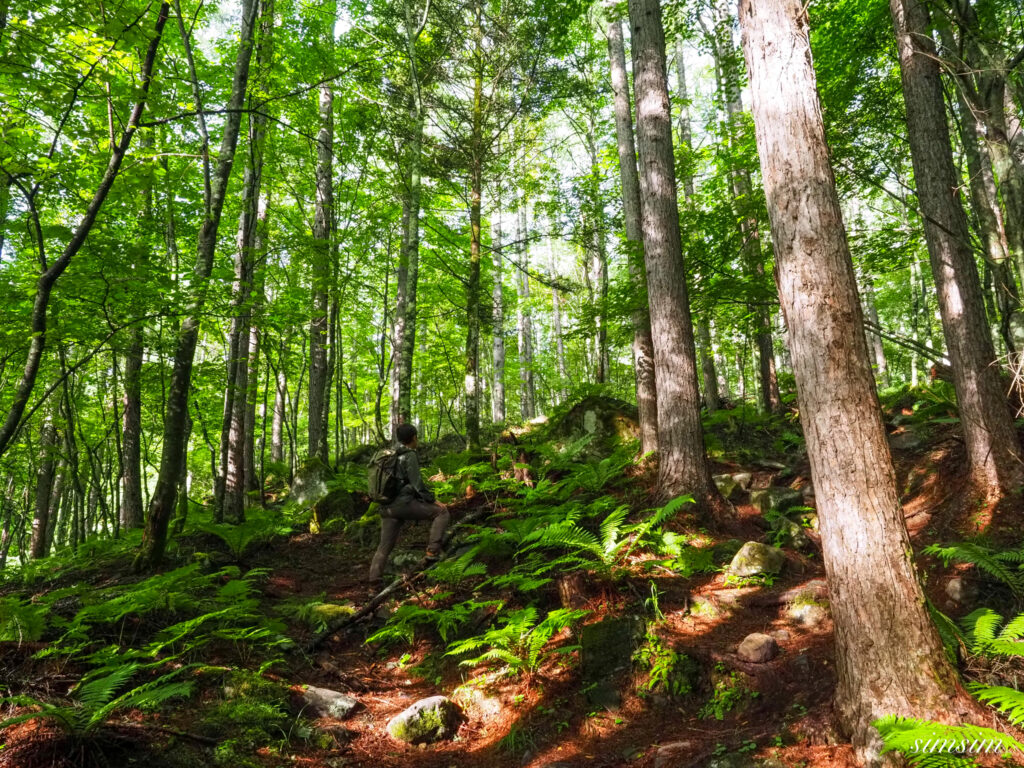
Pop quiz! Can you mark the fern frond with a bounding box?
[874,715,1023,767]
[970,684,1024,726]
[599,506,630,554]
[923,542,1024,595]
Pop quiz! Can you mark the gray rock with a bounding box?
[728,541,786,578]
[787,600,829,628]
[706,755,758,768]
[300,686,360,720]
[800,482,815,501]
[714,474,742,501]
[732,472,753,491]
[654,741,695,768]
[792,510,818,531]
[771,517,811,550]
[946,576,978,605]
[770,629,791,643]
[737,632,779,663]
[291,460,329,505]
[888,430,924,451]
[792,653,812,677]
[386,695,460,743]
[750,487,802,517]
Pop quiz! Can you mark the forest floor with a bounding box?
[0,394,1017,768]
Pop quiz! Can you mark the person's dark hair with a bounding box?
[396,423,418,446]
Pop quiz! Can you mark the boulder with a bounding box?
[945,576,978,605]
[786,600,829,628]
[770,517,811,550]
[736,632,779,663]
[888,429,924,451]
[386,696,460,744]
[750,487,802,517]
[299,686,360,720]
[543,395,640,455]
[713,474,743,501]
[728,542,785,578]
[732,472,753,491]
[654,741,694,768]
[292,459,330,505]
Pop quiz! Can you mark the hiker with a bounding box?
[368,423,450,583]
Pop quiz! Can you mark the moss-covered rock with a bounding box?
[750,487,802,517]
[386,696,460,744]
[727,541,785,577]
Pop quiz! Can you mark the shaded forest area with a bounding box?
[3,0,1024,766]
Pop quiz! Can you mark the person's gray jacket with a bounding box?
[393,448,435,505]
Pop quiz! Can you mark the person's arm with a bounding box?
[403,450,435,503]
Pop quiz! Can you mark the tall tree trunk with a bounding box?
[272,360,286,465]
[714,26,780,413]
[891,0,1024,500]
[628,0,727,517]
[137,0,259,570]
[675,42,720,414]
[546,222,569,402]
[0,2,171,461]
[308,0,335,463]
[390,0,429,434]
[739,2,972,763]
[120,327,144,528]
[861,273,890,385]
[585,112,610,383]
[516,183,536,420]
[607,12,658,451]
[464,0,483,448]
[221,0,274,523]
[491,199,506,424]
[30,417,57,559]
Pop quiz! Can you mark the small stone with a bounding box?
[792,653,812,676]
[750,487,802,517]
[888,430,924,451]
[770,629,791,643]
[787,600,829,628]
[713,474,742,501]
[387,695,460,744]
[771,517,811,550]
[727,541,786,578]
[946,576,978,605]
[732,472,753,491]
[299,685,360,720]
[737,632,778,663]
[654,740,694,768]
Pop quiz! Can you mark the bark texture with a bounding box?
[891,0,1024,497]
[739,1,970,763]
[628,0,725,515]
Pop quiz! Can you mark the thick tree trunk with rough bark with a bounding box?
[891,0,1024,499]
[120,327,144,529]
[628,0,726,516]
[137,0,258,570]
[739,1,973,763]
[607,12,658,453]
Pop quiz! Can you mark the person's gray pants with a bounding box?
[368,500,449,580]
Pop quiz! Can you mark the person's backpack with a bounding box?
[368,447,407,503]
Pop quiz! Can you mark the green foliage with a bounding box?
[633,630,695,698]
[874,716,1024,767]
[203,671,295,768]
[959,608,1024,658]
[275,593,356,632]
[0,596,48,642]
[699,663,756,720]
[367,598,503,647]
[446,607,589,677]
[196,509,295,562]
[923,541,1024,596]
[1,662,192,738]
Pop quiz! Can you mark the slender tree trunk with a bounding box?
[0,2,171,461]
[891,0,1024,499]
[861,274,889,386]
[464,1,483,448]
[30,417,57,559]
[137,0,259,570]
[628,0,727,517]
[675,42,720,415]
[585,112,610,383]
[516,183,536,420]
[740,3,973,764]
[491,200,506,424]
[607,13,658,451]
[272,361,286,465]
[120,327,144,528]
[546,222,569,402]
[308,0,335,463]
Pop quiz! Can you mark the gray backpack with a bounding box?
[367,447,406,503]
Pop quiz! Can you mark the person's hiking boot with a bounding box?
[419,550,442,568]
